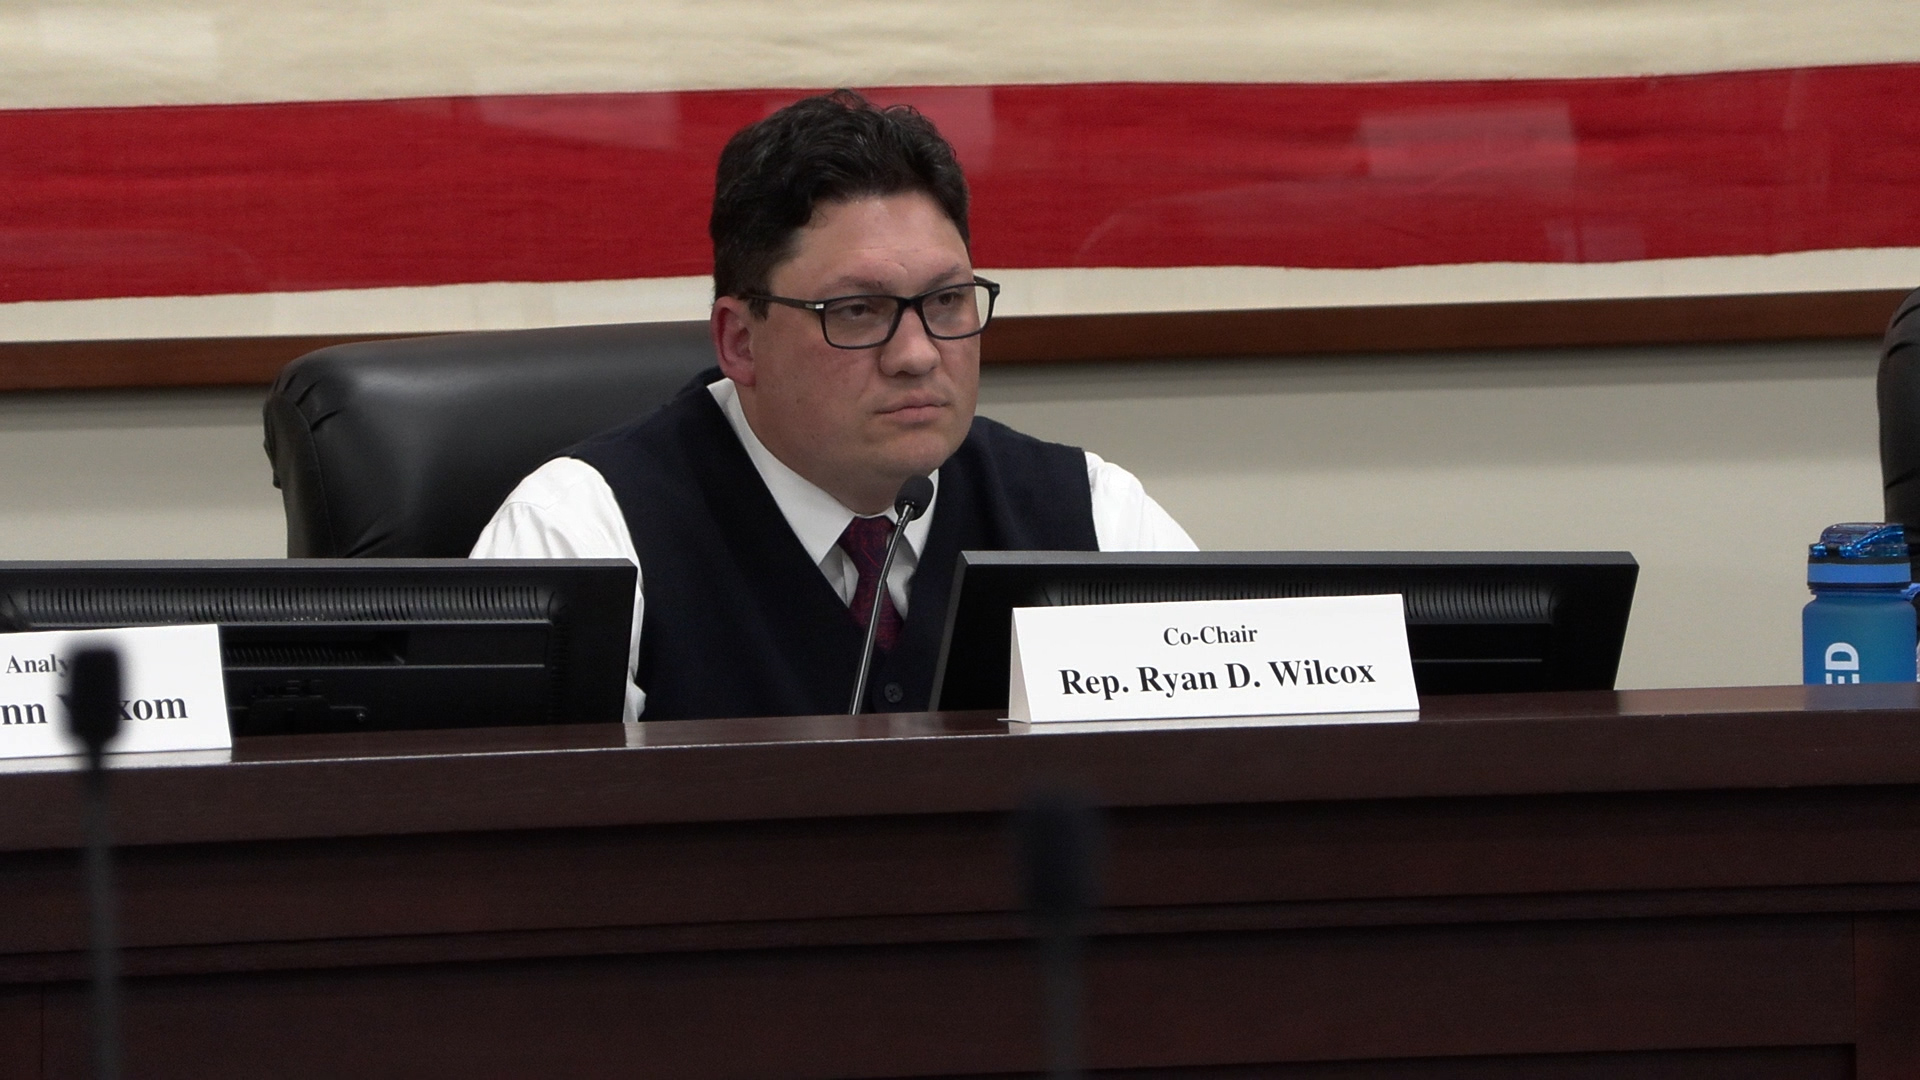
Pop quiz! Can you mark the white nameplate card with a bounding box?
[0,625,232,760]
[1008,594,1419,725]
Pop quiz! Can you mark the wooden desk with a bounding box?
[6,685,1920,1078]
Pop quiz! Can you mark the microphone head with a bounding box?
[894,475,935,519]
[65,647,123,757]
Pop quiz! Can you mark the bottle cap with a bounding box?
[1808,522,1912,585]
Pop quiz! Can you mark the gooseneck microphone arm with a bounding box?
[67,647,125,1080]
[849,475,935,715]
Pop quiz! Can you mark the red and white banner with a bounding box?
[2,0,1917,342]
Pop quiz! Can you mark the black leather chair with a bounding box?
[1879,287,1920,532]
[264,321,716,557]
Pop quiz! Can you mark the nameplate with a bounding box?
[0,625,232,761]
[1008,594,1419,724]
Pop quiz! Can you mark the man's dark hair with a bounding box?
[710,89,970,312]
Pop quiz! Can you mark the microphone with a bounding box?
[1017,790,1102,1080]
[66,647,125,1080]
[848,474,935,714]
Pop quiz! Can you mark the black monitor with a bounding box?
[931,551,1638,711]
[0,559,634,736]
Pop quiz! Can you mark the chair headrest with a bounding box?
[1878,287,1920,530]
[264,321,716,557]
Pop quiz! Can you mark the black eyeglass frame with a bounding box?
[742,277,1001,350]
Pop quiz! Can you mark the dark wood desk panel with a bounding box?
[0,990,37,1078]
[6,685,1920,1077]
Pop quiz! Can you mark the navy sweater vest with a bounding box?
[568,372,1098,720]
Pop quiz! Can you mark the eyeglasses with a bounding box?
[743,278,1000,350]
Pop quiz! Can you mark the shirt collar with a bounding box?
[708,378,938,566]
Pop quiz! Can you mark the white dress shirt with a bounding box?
[472,378,1197,719]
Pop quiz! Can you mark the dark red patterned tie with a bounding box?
[839,515,902,652]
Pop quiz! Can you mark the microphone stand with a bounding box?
[848,476,934,715]
[67,647,125,1080]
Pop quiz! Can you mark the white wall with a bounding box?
[0,336,1884,689]
[0,388,284,560]
[979,338,1882,690]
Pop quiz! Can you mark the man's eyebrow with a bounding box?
[819,265,970,296]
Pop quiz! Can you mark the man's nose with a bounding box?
[877,306,942,376]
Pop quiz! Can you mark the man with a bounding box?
[474,90,1193,720]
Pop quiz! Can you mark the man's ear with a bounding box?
[712,297,757,387]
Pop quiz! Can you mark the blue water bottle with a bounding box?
[1803,522,1918,684]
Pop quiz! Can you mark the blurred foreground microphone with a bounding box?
[1017,790,1103,1080]
[66,647,124,1080]
[847,474,935,714]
